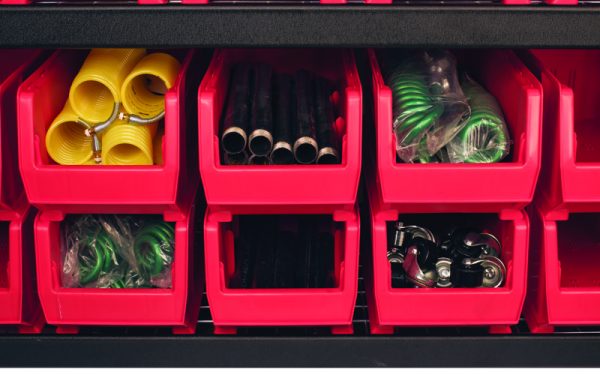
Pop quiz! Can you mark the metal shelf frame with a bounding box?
[0,5,599,48]
[1,335,600,367]
[1,3,600,367]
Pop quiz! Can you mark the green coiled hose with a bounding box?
[77,229,119,285]
[134,221,175,279]
[70,216,175,288]
[388,70,443,147]
[453,80,509,163]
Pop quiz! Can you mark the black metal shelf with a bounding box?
[0,5,599,48]
[1,334,600,367]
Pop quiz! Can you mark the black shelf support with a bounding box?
[0,5,599,48]
[0,335,600,367]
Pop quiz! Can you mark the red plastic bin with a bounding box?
[0,49,44,213]
[1,0,348,3]
[34,204,202,333]
[180,0,347,4]
[525,207,600,333]
[18,49,199,214]
[0,49,45,333]
[369,49,542,212]
[366,178,530,334]
[0,0,169,4]
[198,49,362,214]
[363,0,533,4]
[0,207,43,333]
[527,50,600,214]
[362,0,575,4]
[523,49,600,333]
[204,207,360,334]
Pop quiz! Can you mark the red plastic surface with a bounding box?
[0,0,167,3]
[204,207,360,332]
[525,208,600,333]
[363,0,532,4]
[180,0,346,3]
[18,49,199,214]
[0,49,43,213]
[366,179,529,333]
[198,49,362,214]
[0,207,43,332]
[34,204,202,332]
[138,0,168,4]
[528,50,600,214]
[369,49,542,212]
[544,0,577,4]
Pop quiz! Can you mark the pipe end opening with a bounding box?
[294,137,318,164]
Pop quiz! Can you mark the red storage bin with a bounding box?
[204,207,360,334]
[18,49,199,214]
[525,208,600,333]
[362,0,573,4]
[0,49,45,332]
[0,49,43,213]
[181,0,347,4]
[544,0,578,4]
[0,207,43,333]
[198,49,362,214]
[364,0,532,3]
[0,0,168,4]
[369,49,542,212]
[366,179,529,334]
[527,50,600,214]
[34,204,202,333]
[522,50,600,333]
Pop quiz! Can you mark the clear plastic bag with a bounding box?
[445,76,511,163]
[382,50,470,163]
[61,215,175,288]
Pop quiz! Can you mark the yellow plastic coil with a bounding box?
[120,53,181,119]
[45,101,94,165]
[69,48,146,123]
[102,120,157,165]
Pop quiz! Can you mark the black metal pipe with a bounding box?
[273,230,297,288]
[248,154,270,165]
[221,64,252,155]
[231,216,256,289]
[270,73,295,165]
[223,151,249,165]
[248,64,274,157]
[253,217,277,288]
[293,70,318,164]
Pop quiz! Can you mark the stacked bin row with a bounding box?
[366,49,542,334]
[16,49,202,333]
[0,47,598,333]
[199,49,362,334]
[0,49,44,333]
[523,50,600,333]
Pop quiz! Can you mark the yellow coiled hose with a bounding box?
[102,120,157,165]
[47,49,178,165]
[120,53,181,120]
[69,48,146,123]
[46,101,95,165]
